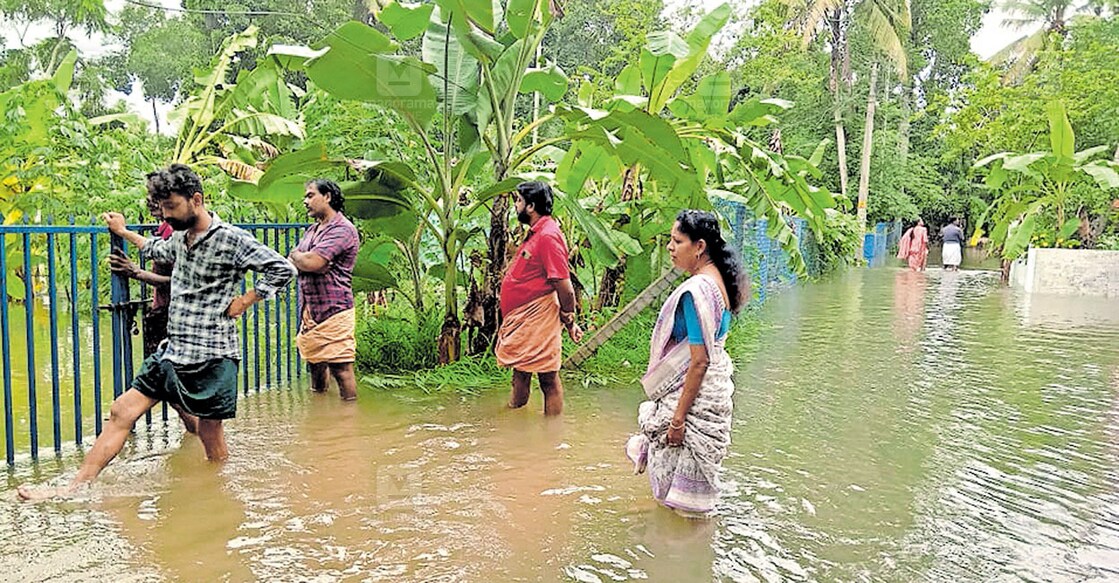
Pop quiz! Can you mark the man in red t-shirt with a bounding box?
[495,181,583,415]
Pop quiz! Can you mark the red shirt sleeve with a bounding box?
[539,233,570,280]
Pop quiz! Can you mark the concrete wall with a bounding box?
[1009,247,1119,297]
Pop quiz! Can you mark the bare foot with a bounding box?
[16,484,76,501]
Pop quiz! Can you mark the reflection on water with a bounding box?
[3,269,1119,581]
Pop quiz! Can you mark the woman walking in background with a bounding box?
[626,210,748,517]
[897,218,929,271]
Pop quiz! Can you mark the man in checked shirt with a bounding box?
[18,164,295,500]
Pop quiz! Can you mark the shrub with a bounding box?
[814,211,864,273]
[355,302,441,372]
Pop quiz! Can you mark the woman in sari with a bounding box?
[625,210,749,517]
[896,218,929,271]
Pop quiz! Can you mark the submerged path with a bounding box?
[3,269,1119,581]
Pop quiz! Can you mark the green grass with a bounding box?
[355,300,767,395]
[359,354,507,395]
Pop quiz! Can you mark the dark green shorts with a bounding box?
[131,352,239,420]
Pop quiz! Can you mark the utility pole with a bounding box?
[856,62,879,231]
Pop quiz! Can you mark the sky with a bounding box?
[1,0,1032,134]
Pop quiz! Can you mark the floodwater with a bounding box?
[3,268,1119,582]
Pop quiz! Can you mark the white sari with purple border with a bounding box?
[625,274,735,515]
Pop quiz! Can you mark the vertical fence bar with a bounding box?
[69,218,82,446]
[274,229,282,386]
[241,276,249,396]
[1,235,13,465]
[253,267,261,392]
[263,229,272,389]
[285,228,293,384]
[295,251,302,379]
[109,233,126,400]
[23,225,38,459]
[251,224,261,392]
[91,224,103,435]
[120,237,135,392]
[47,222,62,453]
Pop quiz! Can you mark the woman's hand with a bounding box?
[666,419,686,446]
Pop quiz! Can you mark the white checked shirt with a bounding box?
[142,213,296,365]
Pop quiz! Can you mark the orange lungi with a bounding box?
[495,294,562,373]
[295,307,356,364]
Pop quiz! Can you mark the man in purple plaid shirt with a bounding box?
[290,179,361,400]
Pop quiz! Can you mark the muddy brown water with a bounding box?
[3,268,1119,582]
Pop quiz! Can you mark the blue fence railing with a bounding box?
[0,217,307,466]
[714,201,822,305]
[863,219,903,267]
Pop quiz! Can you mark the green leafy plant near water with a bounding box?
[972,101,1119,261]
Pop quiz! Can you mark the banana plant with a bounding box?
[972,101,1119,261]
[548,4,833,285]
[262,0,568,363]
[169,26,303,175]
[0,50,78,300]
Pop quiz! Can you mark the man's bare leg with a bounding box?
[170,403,199,434]
[309,362,329,393]
[538,371,564,416]
[508,370,532,409]
[196,419,228,462]
[17,389,158,500]
[329,363,358,401]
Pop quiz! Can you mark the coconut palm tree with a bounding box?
[786,0,910,228]
[991,0,1083,83]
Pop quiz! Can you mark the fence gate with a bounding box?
[0,218,307,466]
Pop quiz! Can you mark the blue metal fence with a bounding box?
[863,219,903,267]
[713,201,904,304]
[0,218,306,466]
[714,200,820,305]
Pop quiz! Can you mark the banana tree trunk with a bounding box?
[856,63,879,230]
[595,166,642,309]
[594,258,626,311]
[471,193,511,355]
[438,251,461,364]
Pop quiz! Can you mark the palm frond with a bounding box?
[794,0,844,47]
[861,1,909,75]
[989,29,1046,84]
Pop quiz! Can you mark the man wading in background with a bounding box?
[18,164,295,500]
[290,179,361,401]
[495,181,583,416]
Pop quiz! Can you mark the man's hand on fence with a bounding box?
[108,252,140,278]
[101,212,127,236]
